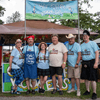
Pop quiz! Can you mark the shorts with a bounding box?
[11,68,24,85]
[81,59,98,82]
[37,68,50,76]
[50,66,63,76]
[67,66,80,78]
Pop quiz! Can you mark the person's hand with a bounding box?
[94,63,98,69]
[75,64,78,68]
[62,63,66,69]
[9,67,12,72]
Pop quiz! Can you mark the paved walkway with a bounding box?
[0,96,100,100]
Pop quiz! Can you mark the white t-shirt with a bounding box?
[48,42,68,67]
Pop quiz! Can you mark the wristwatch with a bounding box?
[76,63,78,65]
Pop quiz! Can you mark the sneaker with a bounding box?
[32,90,35,94]
[14,91,21,94]
[83,91,90,95]
[41,89,45,94]
[92,93,97,99]
[39,87,42,93]
[59,90,63,95]
[51,89,57,94]
[67,89,76,93]
[26,90,30,94]
[11,89,15,94]
[77,90,81,96]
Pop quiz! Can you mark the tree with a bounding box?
[0,6,5,24]
[6,11,21,23]
[50,0,100,33]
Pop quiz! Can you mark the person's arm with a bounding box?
[75,52,81,68]
[94,50,99,69]
[62,52,67,69]
[9,56,14,72]
[19,46,25,59]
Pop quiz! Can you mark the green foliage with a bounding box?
[0,6,5,17]
[6,11,21,23]
[51,0,100,35]
[0,5,5,24]
[0,19,4,24]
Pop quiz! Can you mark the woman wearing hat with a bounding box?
[9,39,24,94]
[37,42,50,94]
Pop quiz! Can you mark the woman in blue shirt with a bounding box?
[9,39,24,94]
[37,42,50,94]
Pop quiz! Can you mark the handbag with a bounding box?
[82,61,90,68]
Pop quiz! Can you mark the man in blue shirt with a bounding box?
[81,30,99,99]
[23,35,38,94]
[65,34,81,96]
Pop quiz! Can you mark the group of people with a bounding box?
[9,30,99,99]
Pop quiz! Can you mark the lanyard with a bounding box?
[68,43,74,51]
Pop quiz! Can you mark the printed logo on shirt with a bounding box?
[40,56,49,60]
[68,51,74,55]
[82,49,90,55]
[50,48,58,54]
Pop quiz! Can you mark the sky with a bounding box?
[0,0,100,24]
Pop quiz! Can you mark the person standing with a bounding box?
[65,34,81,96]
[37,42,50,94]
[81,30,99,99]
[23,35,39,94]
[48,34,68,95]
[9,39,24,94]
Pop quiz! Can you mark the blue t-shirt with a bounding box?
[65,42,81,67]
[11,48,24,69]
[81,41,98,61]
[22,44,39,58]
[37,51,49,69]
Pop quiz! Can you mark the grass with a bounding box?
[25,13,78,20]
[0,71,100,99]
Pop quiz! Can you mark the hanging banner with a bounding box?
[26,0,78,20]
[2,63,77,92]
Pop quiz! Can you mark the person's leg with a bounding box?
[67,66,76,92]
[50,66,57,94]
[57,75,62,90]
[52,74,56,89]
[40,76,48,94]
[31,79,36,94]
[91,81,96,93]
[91,81,97,99]
[76,78,80,90]
[15,84,17,91]
[31,79,36,90]
[75,66,81,90]
[26,79,30,90]
[40,76,44,89]
[42,76,48,89]
[14,77,19,91]
[76,78,81,96]
[85,80,90,92]
[12,77,20,94]
[13,85,16,90]
[71,78,75,89]
[83,80,90,95]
